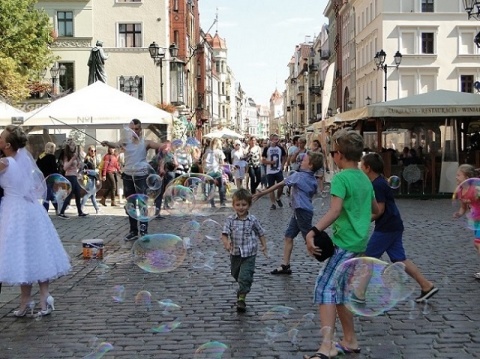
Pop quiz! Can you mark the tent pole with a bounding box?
[376,119,382,152]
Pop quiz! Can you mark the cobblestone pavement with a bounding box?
[0,195,480,359]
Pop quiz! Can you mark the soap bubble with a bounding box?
[194,341,228,359]
[112,285,126,303]
[387,175,401,189]
[134,290,152,310]
[157,299,182,315]
[45,174,72,211]
[152,318,182,333]
[336,257,416,317]
[132,233,187,273]
[125,194,157,222]
[78,167,102,195]
[82,342,113,359]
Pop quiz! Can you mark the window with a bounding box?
[119,76,144,100]
[173,0,179,11]
[57,11,73,37]
[58,62,74,94]
[118,24,142,47]
[421,0,433,12]
[461,75,474,93]
[421,32,434,54]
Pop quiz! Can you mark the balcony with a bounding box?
[320,50,330,60]
[309,85,322,95]
[309,63,319,72]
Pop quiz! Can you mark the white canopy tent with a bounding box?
[204,128,244,139]
[326,90,480,126]
[0,100,26,127]
[22,81,175,129]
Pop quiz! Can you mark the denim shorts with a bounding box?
[365,230,406,262]
[284,208,313,240]
[267,171,284,187]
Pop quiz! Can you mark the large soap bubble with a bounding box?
[335,257,416,317]
[132,233,187,273]
[164,173,217,216]
[77,167,102,195]
[45,174,72,210]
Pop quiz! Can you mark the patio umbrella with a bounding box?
[204,128,244,139]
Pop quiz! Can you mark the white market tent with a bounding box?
[0,99,26,127]
[22,81,175,129]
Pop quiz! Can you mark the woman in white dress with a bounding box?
[231,139,247,189]
[0,126,71,317]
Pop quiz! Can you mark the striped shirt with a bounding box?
[222,212,266,257]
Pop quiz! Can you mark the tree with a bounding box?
[0,0,55,103]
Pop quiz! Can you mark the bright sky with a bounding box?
[199,0,329,106]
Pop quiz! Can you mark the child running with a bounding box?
[304,129,379,359]
[361,153,438,303]
[453,164,480,279]
[253,151,324,275]
[221,188,267,312]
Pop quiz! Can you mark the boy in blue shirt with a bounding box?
[254,151,324,275]
[361,153,438,303]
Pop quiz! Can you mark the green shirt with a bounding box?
[331,168,374,253]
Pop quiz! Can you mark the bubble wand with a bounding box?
[48,116,102,144]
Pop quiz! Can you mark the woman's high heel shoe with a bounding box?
[37,295,55,317]
[13,300,35,317]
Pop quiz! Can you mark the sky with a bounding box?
[199,0,329,106]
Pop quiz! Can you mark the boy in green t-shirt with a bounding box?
[304,130,379,359]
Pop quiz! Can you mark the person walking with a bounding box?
[80,145,100,214]
[58,138,88,219]
[100,147,121,207]
[246,136,262,194]
[261,133,287,210]
[202,138,227,208]
[0,125,71,318]
[101,119,166,240]
[221,188,267,312]
[36,142,58,213]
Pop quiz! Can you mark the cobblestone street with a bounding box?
[0,196,479,358]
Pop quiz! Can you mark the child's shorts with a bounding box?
[365,230,406,262]
[284,208,313,240]
[313,248,358,305]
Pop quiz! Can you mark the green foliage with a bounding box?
[0,0,55,103]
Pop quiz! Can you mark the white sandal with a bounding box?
[473,272,480,279]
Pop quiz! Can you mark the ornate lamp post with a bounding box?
[119,75,140,96]
[48,64,66,95]
[148,41,167,104]
[373,49,402,102]
[463,0,480,19]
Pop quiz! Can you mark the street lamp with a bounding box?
[119,75,140,96]
[366,96,372,105]
[168,43,185,106]
[374,49,402,102]
[463,0,480,20]
[46,64,66,95]
[148,41,167,104]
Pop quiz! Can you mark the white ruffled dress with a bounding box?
[0,150,71,285]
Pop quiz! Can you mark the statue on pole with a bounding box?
[88,40,108,84]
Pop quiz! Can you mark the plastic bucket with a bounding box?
[82,239,104,259]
